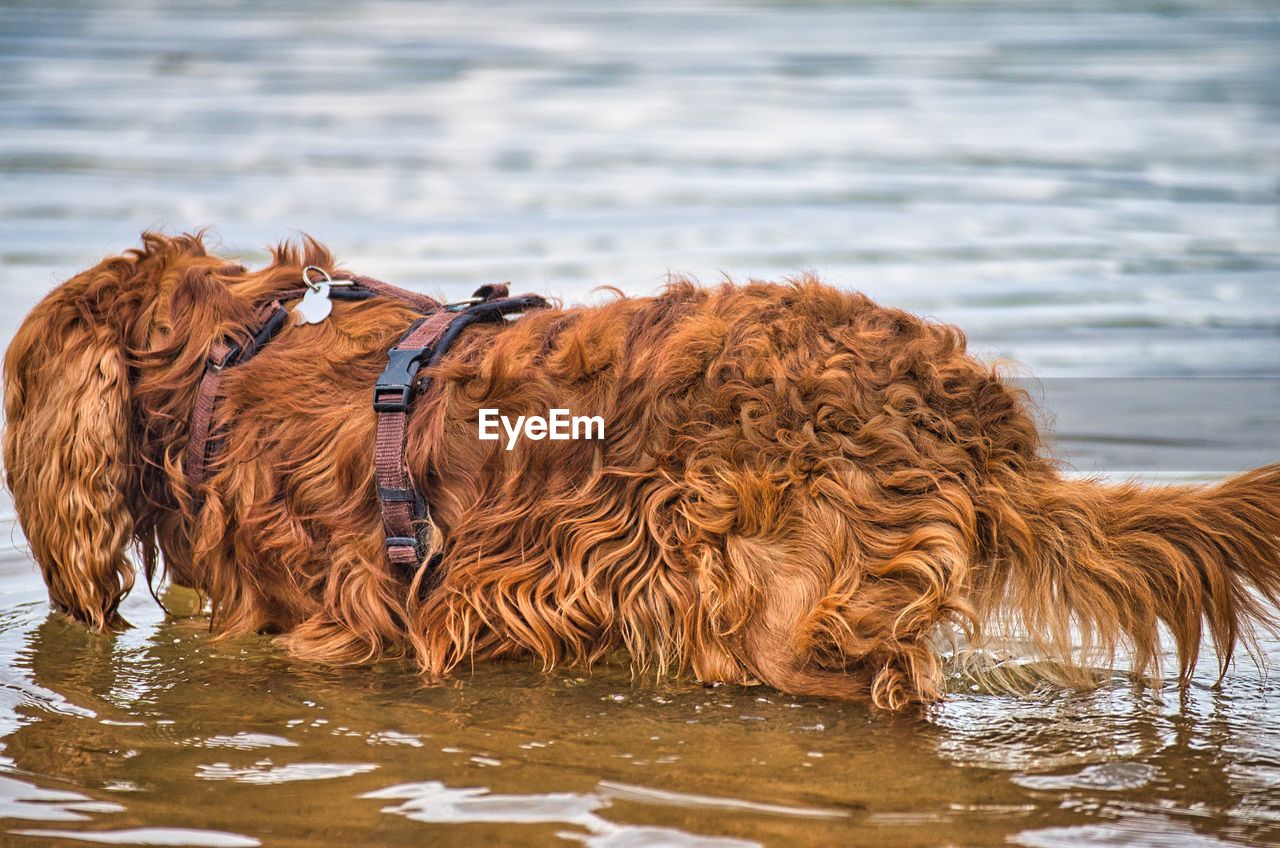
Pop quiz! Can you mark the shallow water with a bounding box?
[1,1,1279,846]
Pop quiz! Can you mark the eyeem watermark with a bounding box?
[478,408,605,451]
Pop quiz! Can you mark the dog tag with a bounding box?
[294,281,332,325]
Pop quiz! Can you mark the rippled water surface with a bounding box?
[1,1,1279,846]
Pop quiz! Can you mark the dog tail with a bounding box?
[978,464,1280,685]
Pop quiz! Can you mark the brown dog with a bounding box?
[5,233,1279,709]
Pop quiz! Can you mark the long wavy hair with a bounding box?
[5,233,1279,709]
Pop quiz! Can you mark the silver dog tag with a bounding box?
[294,281,332,325]
[294,265,342,325]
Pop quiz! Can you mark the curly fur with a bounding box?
[5,233,1279,709]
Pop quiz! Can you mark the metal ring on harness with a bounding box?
[302,265,355,292]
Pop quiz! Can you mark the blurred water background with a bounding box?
[0,1,1278,846]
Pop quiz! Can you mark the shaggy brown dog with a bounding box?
[5,233,1279,709]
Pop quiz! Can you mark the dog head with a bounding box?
[1,233,269,630]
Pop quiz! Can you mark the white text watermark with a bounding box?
[478,408,605,450]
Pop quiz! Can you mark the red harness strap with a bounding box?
[346,274,440,313]
[372,284,549,571]
[372,309,460,568]
[185,299,293,494]
[184,275,548,579]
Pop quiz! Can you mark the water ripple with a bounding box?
[194,762,377,785]
[364,781,759,847]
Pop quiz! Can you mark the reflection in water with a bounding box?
[596,781,851,820]
[1013,762,1158,792]
[0,775,124,823]
[1,0,1279,845]
[0,577,1277,846]
[366,782,761,847]
[8,828,261,847]
[195,762,380,786]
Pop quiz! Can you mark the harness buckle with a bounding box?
[373,385,412,413]
[373,345,429,412]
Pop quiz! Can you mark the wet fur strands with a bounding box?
[5,234,1280,710]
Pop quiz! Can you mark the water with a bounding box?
[1,1,1279,846]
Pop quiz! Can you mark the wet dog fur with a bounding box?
[5,233,1279,709]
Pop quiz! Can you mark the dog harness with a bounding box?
[184,270,548,575]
